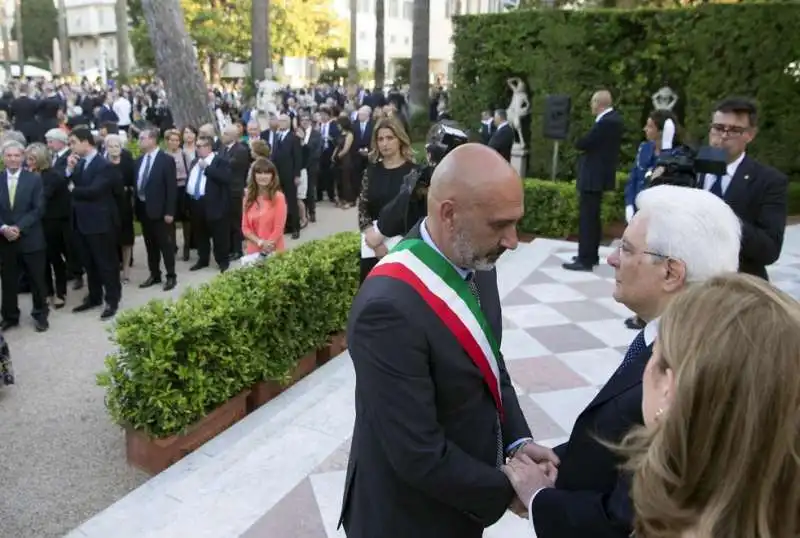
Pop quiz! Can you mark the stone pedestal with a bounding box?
[511,144,529,179]
[255,110,270,131]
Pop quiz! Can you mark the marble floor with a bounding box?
[66,228,800,538]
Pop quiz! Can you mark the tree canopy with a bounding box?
[12,0,59,61]
[128,0,345,70]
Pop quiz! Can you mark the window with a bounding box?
[98,9,104,24]
[389,34,396,44]
[388,0,399,18]
[359,31,367,40]
[445,0,452,17]
[79,60,85,70]
[402,0,412,20]
[404,36,409,45]
[358,0,371,13]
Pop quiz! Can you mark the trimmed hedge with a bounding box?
[97,232,359,438]
[450,4,800,179]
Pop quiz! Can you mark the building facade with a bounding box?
[62,0,135,77]
[334,0,505,83]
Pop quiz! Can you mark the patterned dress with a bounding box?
[0,334,13,385]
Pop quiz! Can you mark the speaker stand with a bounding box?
[511,144,529,179]
[551,140,560,181]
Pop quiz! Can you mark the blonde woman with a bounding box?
[104,134,136,282]
[616,273,800,538]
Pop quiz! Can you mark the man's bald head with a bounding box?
[591,90,613,115]
[222,124,239,144]
[426,143,524,270]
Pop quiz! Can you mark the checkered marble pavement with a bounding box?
[67,228,800,538]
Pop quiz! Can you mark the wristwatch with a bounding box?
[507,439,533,459]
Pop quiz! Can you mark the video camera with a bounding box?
[410,122,470,198]
[647,145,728,188]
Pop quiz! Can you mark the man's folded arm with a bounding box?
[353,296,514,525]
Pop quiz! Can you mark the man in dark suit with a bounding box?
[134,127,178,291]
[0,141,48,332]
[316,106,339,202]
[488,109,514,162]
[186,135,231,272]
[563,90,624,272]
[272,114,302,239]
[299,114,322,222]
[9,84,41,143]
[66,127,121,320]
[503,185,743,538]
[702,97,787,280]
[339,144,559,538]
[219,125,251,259]
[352,106,373,198]
[479,110,495,145]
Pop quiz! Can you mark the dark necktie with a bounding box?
[466,272,504,467]
[709,175,724,198]
[621,330,647,371]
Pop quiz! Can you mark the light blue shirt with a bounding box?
[419,217,532,455]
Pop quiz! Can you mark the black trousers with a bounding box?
[577,190,603,265]
[282,180,300,233]
[306,167,318,217]
[67,224,83,279]
[141,216,176,279]
[78,231,121,307]
[318,161,336,201]
[0,244,48,323]
[191,200,229,269]
[43,218,69,298]
[229,191,244,256]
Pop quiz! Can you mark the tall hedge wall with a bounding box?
[450,4,800,179]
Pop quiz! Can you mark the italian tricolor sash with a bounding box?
[369,238,504,419]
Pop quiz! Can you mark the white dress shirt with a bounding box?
[703,151,746,196]
[595,107,614,123]
[186,153,216,198]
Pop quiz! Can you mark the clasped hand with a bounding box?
[2,226,20,241]
[503,444,560,519]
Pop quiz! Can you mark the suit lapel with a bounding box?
[0,171,9,210]
[583,345,652,413]
[723,155,753,204]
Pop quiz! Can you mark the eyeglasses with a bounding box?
[610,239,669,260]
[710,123,748,137]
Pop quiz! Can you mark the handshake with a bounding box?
[502,442,560,519]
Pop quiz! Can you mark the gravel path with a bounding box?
[0,205,356,538]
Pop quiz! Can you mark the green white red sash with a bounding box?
[369,238,504,419]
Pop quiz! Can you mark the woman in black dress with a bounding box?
[332,115,355,208]
[104,134,136,283]
[357,117,417,283]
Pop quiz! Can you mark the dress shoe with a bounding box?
[182,245,190,261]
[72,278,84,291]
[34,318,49,332]
[100,306,117,320]
[229,252,242,262]
[163,277,177,291]
[571,255,599,267]
[562,260,594,272]
[72,300,102,313]
[291,231,300,240]
[309,213,316,223]
[219,265,229,274]
[0,320,18,331]
[189,262,208,272]
[53,296,66,309]
[139,276,162,288]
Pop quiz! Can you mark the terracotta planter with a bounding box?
[317,331,348,366]
[291,350,317,382]
[125,389,250,475]
[246,380,284,413]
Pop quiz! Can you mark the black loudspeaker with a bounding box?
[543,94,572,140]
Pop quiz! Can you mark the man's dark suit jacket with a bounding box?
[353,120,373,152]
[41,167,71,221]
[190,155,231,222]
[339,224,531,538]
[488,123,514,162]
[531,343,653,538]
[70,155,116,236]
[53,150,72,174]
[221,141,251,195]
[576,109,624,193]
[716,155,787,280]
[305,129,323,173]
[272,132,302,191]
[134,149,177,221]
[480,122,496,145]
[0,170,45,253]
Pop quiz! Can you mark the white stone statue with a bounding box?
[256,68,281,118]
[506,77,530,147]
[652,86,678,111]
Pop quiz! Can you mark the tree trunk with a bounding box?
[58,0,69,74]
[250,0,270,81]
[347,0,358,86]
[1,5,11,80]
[374,0,385,90]
[115,0,130,79]
[140,0,213,129]
[14,0,23,77]
[409,0,430,116]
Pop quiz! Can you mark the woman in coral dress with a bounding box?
[241,158,288,256]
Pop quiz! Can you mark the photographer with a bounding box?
[375,122,469,239]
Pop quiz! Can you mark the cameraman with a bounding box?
[701,97,787,281]
[375,122,469,239]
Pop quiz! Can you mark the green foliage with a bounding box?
[97,232,360,438]
[519,174,626,237]
[450,4,800,179]
[318,67,348,85]
[13,0,58,61]
[128,0,345,71]
[393,58,411,86]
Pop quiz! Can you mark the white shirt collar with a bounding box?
[496,121,508,130]
[596,107,614,122]
[726,151,746,178]
[643,318,659,346]
[6,169,19,179]
[145,147,159,159]
[419,217,471,280]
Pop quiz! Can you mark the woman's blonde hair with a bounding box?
[104,134,123,157]
[25,142,51,171]
[367,116,414,164]
[164,129,182,144]
[620,273,800,538]
[250,139,270,159]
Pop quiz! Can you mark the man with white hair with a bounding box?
[353,105,373,195]
[503,185,742,538]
